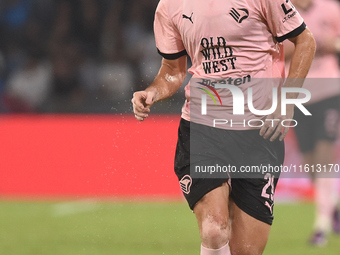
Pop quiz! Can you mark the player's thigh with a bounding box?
[229,198,271,255]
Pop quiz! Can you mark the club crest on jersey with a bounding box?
[229,8,249,23]
[179,175,192,194]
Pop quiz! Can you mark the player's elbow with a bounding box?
[178,69,187,85]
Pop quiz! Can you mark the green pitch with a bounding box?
[0,200,339,255]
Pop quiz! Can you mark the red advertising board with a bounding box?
[0,115,182,198]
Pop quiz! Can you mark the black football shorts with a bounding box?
[174,118,285,225]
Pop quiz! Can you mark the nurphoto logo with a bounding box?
[197,78,311,128]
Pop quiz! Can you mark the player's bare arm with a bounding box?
[132,55,187,121]
[260,27,316,141]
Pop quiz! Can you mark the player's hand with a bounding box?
[259,103,294,142]
[131,90,156,121]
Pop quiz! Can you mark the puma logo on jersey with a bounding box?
[229,8,249,23]
[182,12,194,24]
[179,175,192,194]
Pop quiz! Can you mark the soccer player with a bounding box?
[132,0,316,254]
[285,0,340,246]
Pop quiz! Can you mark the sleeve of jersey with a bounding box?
[153,1,187,60]
[263,0,306,43]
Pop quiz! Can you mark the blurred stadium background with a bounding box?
[0,0,340,254]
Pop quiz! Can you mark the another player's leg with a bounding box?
[309,140,339,245]
[300,151,329,245]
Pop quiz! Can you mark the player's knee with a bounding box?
[201,217,229,249]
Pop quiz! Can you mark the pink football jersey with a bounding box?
[154,0,306,129]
